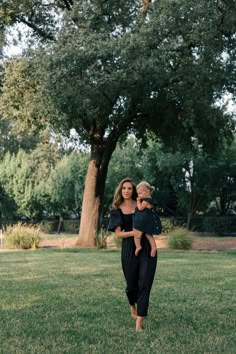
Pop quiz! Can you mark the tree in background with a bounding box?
[208,137,236,215]
[139,137,236,227]
[0,134,235,229]
[0,0,235,245]
[0,143,60,219]
[46,152,89,232]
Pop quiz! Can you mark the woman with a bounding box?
[108,178,157,332]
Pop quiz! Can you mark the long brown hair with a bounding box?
[113,178,137,209]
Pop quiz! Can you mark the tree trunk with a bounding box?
[0,202,2,231]
[57,215,63,234]
[186,211,193,229]
[74,116,129,247]
[75,135,119,247]
[75,159,100,247]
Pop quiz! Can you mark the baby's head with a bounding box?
[136,181,155,198]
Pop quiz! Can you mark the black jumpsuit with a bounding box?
[108,208,157,317]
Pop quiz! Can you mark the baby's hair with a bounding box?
[136,181,155,194]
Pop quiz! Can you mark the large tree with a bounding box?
[0,0,235,246]
[208,137,236,215]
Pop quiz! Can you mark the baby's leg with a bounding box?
[134,235,142,256]
[145,234,157,257]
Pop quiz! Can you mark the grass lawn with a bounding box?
[0,249,235,353]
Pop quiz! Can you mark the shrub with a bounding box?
[113,234,122,248]
[95,228,109,249]
[63,220,79,234]
[168,227,193,250]
[161,218,176,234]
[39,221,57,234]
[5,223,41,249]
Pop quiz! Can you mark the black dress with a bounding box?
[108,208,157,317]
[133,198,162,235]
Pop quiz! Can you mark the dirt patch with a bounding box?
[155,235,236,251]
[192,239,236,251]
[39,237,78,249]
[156,236,168,249]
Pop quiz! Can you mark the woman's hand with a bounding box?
[133,229,142,238]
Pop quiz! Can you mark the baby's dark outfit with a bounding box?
[133,198,162,235]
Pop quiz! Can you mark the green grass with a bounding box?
[0,249,235,353]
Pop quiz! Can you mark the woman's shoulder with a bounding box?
[108,207,123,232]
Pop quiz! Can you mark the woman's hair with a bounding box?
[136,181,155,194]
[113,178,137,209]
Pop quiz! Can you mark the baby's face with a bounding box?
[137,187,150,199]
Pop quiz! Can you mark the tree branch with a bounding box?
[62,0,74,11]
[16,16,55,41]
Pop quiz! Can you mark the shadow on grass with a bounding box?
[225,250,236,255]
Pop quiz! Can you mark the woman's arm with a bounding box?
[114,226,142,239]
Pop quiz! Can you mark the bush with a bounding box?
[39,221,57,234]
[63,220,79,234]
[95,228,109,249]
[5,223,41,249]
[168,227,193,250]
[113,234,122,248]
[161,218,176,234]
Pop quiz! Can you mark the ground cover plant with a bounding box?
[168,227,193,250]
[4,223,41,249]
[0,249,235,353]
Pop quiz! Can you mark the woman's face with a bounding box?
[121,181,134,200]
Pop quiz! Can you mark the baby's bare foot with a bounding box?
[135,247,142,256]
[150,248,157,257]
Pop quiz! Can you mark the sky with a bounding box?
[3,45,22,57]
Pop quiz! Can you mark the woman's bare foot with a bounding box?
[150,247,157,257]
[136,316,143,332]
[130,305,137,319]
[135,246,142,256]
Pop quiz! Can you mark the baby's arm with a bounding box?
[137,198,152,210]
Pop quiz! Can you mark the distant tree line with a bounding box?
[0,135,235,231]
